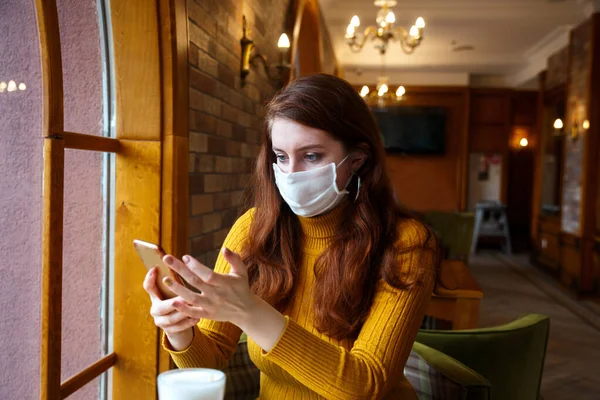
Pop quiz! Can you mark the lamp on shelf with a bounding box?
[240,16,290,87]
[345,0,425,55]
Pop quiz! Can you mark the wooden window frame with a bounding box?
[35,0,188,398]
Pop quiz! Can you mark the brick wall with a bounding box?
[186,0,291,266]
[561,19,591,235]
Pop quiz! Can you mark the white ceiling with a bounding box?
[319,0,598,87]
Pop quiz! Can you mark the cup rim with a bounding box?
[157,368,226,386]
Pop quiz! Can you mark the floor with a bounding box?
[469,253,600,399]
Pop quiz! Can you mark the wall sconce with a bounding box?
[519,138,529,147]
[572,119,590,141]
[553,117,590,141]
[240,16,290,87]
[552,118,564,138]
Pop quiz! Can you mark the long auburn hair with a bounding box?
[242,74,437,340]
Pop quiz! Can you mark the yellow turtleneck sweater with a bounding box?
[163,204,436,399]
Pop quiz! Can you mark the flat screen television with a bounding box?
[371,106,447,155]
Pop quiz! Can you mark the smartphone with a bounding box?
[133,239,184,299]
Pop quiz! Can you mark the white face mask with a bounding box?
[273,156,351,217]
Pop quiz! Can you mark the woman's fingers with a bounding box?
[142,267,163,302]
[181,255,221,285]
[163,255,217,292]
[172,299,210,320]
[150,298,178,317]
[154,310,190,328]
[221,247,248,278]
[162,317,200,336]
[162,275,210,308]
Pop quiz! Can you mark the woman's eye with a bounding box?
[305,153,320,162]
[275,154,287,163]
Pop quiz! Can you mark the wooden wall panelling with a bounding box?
[595,238,600,294]
[111,0,161,141]
[507,148,535,252]
[158,0,189,373]
[470,91,511,125]
[110,0,164,397]
[531,72,546,242]
[536,215,562,270]
[459,89,471,211]
[113,141,162,399]
[507,90,538,252]
[579,13,600,292]
[379,87,469,212]
[469,124,509,153]
[290,0,322,77]
[469,90,511,204]
[559,232,582,288]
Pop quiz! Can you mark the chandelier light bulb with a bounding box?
[386,11,395,24]
[7,80,17,92]
[409,25,419,37]
[582,120,590,130]
[396,86,406,97]
[18,83,27,91]
[344,3,426,56]
[0,81,6,92]
[360,86,370,97]
[378,84,388,97]
[346,24,356,37]
[277,33,290,49]
[553,118,563,129]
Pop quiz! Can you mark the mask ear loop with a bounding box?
[354,175,361,202]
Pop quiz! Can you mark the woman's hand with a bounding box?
[161,248,259,328]
[162,248,287,352]
[142,267,199,350]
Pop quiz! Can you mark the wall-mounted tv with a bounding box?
[371,106,447,155]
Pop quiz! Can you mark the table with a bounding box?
[426,259,483,330]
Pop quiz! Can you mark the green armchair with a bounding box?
[423,211,475,263]
[408,342,491,399]
[416,314,550,400]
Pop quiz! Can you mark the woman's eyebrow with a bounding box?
[272,145,326,152]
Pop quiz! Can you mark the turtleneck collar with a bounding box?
[296,200,349,239]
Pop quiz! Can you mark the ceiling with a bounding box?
[319,0,598,87]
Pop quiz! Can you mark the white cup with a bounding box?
[157,368,226,400]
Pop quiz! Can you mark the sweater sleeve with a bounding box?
[162,208,255,369]
[256,219,438,400]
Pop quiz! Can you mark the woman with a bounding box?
[144,74,439,399]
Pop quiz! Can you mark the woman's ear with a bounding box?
[351,153,368,173]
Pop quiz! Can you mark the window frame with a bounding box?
[35,0,188,398]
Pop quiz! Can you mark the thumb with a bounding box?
[222,247,248,278]
[143,267,164,302]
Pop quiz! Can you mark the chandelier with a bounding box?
[345,0,425,55]
[359,54,406,107]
